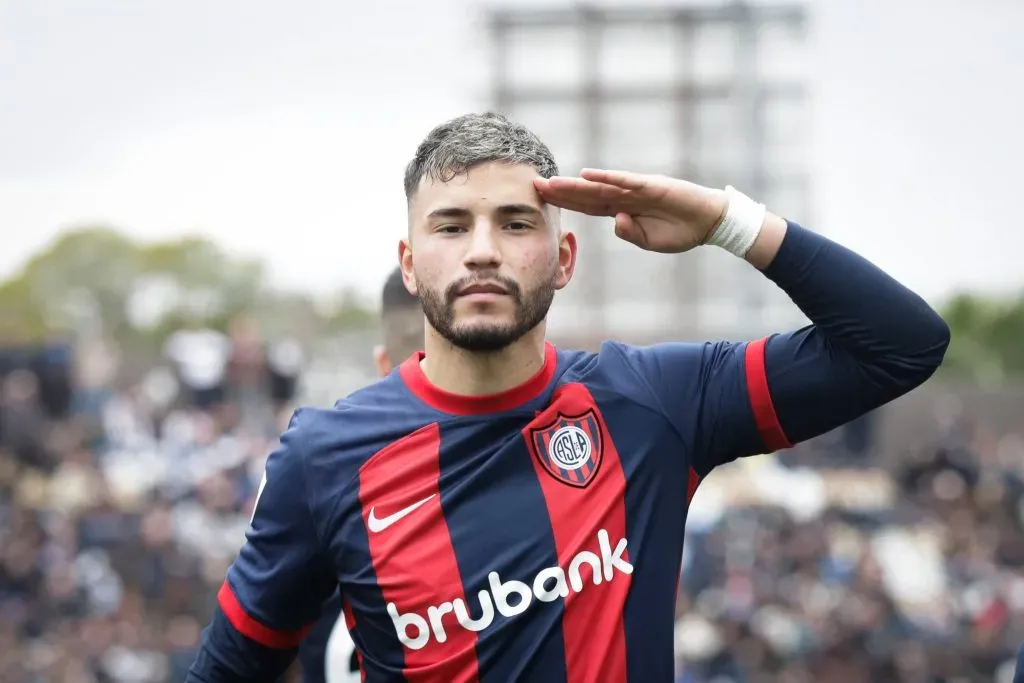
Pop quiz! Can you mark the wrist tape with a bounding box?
[705,185,767,258]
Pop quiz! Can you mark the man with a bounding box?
[188,112,949,682]
[295,267,424,683]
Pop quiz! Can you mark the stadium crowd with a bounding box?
[1,331,1022,683]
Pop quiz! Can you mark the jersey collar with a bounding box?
[399,342,557,415]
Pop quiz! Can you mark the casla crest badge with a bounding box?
[528,409,604,488]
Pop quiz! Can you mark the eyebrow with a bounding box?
[426,204,544,221]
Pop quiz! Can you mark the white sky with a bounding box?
[1,0,1022,303]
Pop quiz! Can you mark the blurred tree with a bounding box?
[320,286,376,332]
[0,227,139,342]
[941,292,1024,383]
[141,237,265,320]
[0,226,377,347]
[0,274,48,342]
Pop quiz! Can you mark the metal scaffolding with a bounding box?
[487,2,812,345]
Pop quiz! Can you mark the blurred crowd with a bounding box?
[676,417,1024,683]
[1,330,1023,683]
[0,326,299,683]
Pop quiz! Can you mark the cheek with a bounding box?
[516,242,558,278]
[412,244,454,287]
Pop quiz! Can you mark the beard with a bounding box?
[417,270,555,353]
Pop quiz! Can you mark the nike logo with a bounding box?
[367,494,436,533]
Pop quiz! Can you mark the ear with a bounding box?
[372,344,392,377]
[398,239,417,296]
[554,230,578,291]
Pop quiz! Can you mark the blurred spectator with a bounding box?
[2,369,55,473]
[163,326,231,411]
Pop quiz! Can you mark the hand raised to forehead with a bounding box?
[534,169,726,254]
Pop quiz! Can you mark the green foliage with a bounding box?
[940,292,1024,382]
[0,225,376,347]
[0,275,48,341]
[319,287,377,332]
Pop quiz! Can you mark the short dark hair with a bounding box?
[381,267,419,314]
[403,112,559,200]
[380,267,423,361]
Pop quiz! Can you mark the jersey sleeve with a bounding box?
[188,409,337,682]
[609,338,781,478]
[609,222,949,479]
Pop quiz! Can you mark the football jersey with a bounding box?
[221,338,787,682]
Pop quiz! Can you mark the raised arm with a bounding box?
[537,172,949,476]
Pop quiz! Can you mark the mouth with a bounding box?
[458,283,509,297]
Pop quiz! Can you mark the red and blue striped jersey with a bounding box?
[220,338,787,682]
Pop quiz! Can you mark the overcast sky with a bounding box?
[1,0,1021,303]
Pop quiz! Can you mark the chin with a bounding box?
[454,314,515,331]
[446,323,522,353]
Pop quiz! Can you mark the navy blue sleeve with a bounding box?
[615,221,950,477]
[187,410,337,683]
[295,591,346,683]
[1014,644,1024,683]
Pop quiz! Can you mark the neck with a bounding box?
[421,325,547,396]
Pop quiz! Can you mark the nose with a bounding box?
[463,221,502,270]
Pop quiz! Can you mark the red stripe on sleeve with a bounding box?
[341,596,366,682]
[686,467,701,506]
[357,423,479,683]
[744,338,792,451]
[524,383,630,683]
[679,467,702,608]
[217,581,312,649]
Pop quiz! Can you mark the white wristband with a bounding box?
[705,186,767,258]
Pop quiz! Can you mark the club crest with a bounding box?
[528,410,604,488]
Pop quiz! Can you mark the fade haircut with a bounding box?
[403,112,559,200]
[380,266,423,361]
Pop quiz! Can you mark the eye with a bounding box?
[506,221,532,232]
[436,225,466,235]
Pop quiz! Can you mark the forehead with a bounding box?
[410,161,547,219]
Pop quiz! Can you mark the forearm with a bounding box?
[751,221,950,444]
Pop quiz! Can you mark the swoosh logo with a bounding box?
[367,494,436,533]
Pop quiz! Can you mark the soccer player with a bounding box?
[295,267,424,683]
[188,112,949,683]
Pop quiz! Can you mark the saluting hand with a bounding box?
[534,169,728,254]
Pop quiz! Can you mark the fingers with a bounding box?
[534,178,617,217]
[544,176,632,202]
[534,176,633,214]
[580,169,649,192]
[613,213,646,248]
[542,195,609,217]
